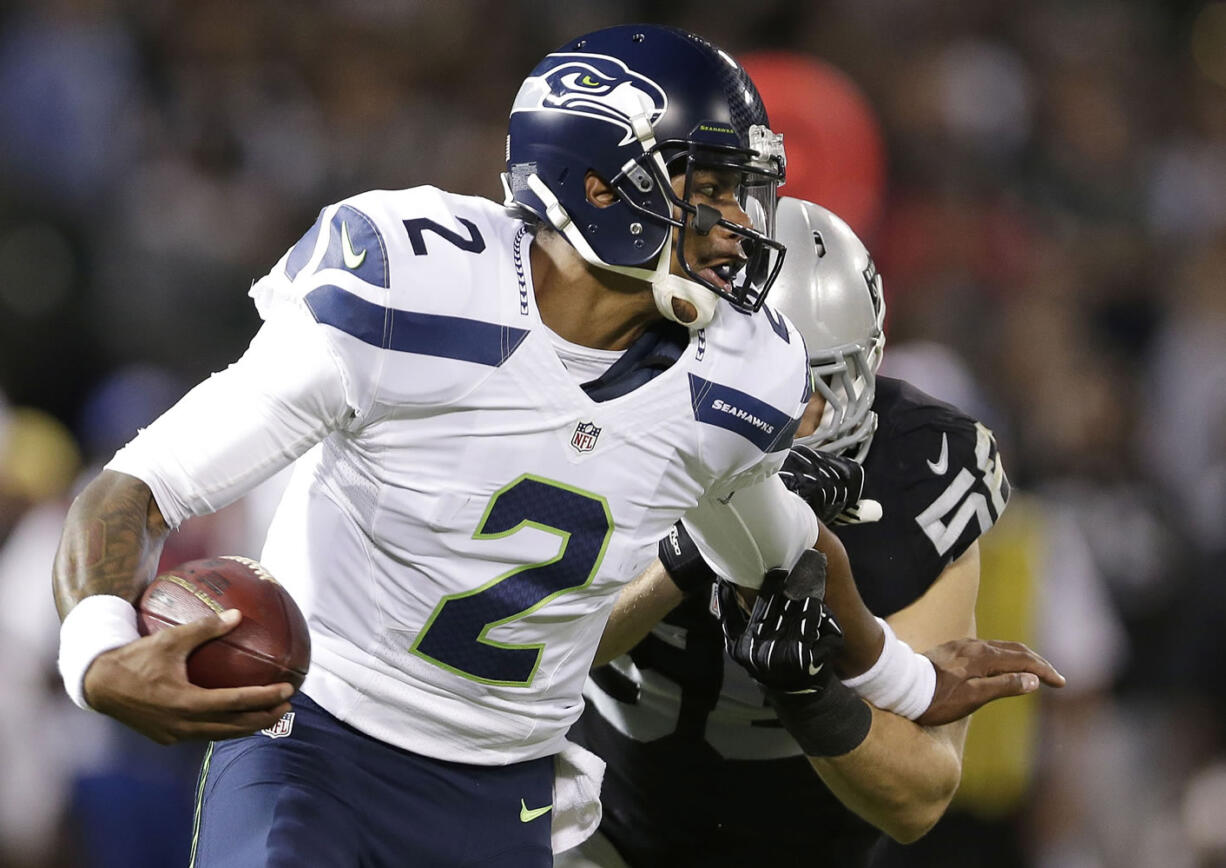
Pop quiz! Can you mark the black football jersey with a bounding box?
[570,377,1010,867]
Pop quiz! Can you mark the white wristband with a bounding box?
[58,595,141,711]
[841,617,936,720]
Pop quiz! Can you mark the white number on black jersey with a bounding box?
[914,422,1007,556]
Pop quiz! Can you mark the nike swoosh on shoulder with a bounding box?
[927,433,949,475]
[341,220,367,269]
[520,799,553,823]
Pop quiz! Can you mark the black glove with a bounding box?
[717,550,873,757]
[778,444,869,525]
[657,521,717,597]
[718,549,845,694]
[716,578,752,644]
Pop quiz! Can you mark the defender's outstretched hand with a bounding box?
[916,638,1066,726]
[779,444,881,526]
[83,609,294,745]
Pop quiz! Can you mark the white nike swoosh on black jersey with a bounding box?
[927,433,949,475]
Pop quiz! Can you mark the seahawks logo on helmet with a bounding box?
[511,53,668,147]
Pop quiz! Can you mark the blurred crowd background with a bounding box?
[0,0,1223,866]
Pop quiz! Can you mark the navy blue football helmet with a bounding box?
[503,25,787,328]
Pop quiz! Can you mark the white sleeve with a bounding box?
[106,309,355,528]
[681,473,818,589]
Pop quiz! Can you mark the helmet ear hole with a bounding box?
[584,172,619,208]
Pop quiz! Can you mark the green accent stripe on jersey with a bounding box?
[188,742,216,868]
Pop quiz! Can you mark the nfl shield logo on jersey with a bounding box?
[261,711,295,739]
[570,421,602,453]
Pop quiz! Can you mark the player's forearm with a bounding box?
[593,560,683,666]
[814,523,885,678]
[808,707,966,843]
[53,470,171,618]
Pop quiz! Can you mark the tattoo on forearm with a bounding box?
[53,476,169,617]
[78,518,105,570]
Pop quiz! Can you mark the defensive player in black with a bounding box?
[562,199,1042,867]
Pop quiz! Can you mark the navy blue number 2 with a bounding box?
[411,475,613,686]
[402,217,485,256]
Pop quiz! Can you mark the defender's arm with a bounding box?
[761,541,1061,841]
[593,560,683,667]
[805,545,980,842]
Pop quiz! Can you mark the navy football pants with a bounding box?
[190,693,554,867]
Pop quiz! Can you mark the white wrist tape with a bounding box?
[841,617,936,720]
[58,595,141,711]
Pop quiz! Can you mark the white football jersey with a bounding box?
[109,187,812,764]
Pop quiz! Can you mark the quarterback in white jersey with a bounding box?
[107,184,814,763]
[51,25,830,866]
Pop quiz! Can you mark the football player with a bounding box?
[563,198,1062,867]
[49,26,874,867]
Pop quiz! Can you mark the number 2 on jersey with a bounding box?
[402,217,485,255]
[411,475,613,686]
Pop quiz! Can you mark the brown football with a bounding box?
[137,556,310,690]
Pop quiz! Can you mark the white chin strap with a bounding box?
[519,109,720,330]
[650,270,719,329]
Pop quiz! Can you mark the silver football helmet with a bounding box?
[769,198,885,460]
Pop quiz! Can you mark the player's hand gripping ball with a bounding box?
[137,556,310,690]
